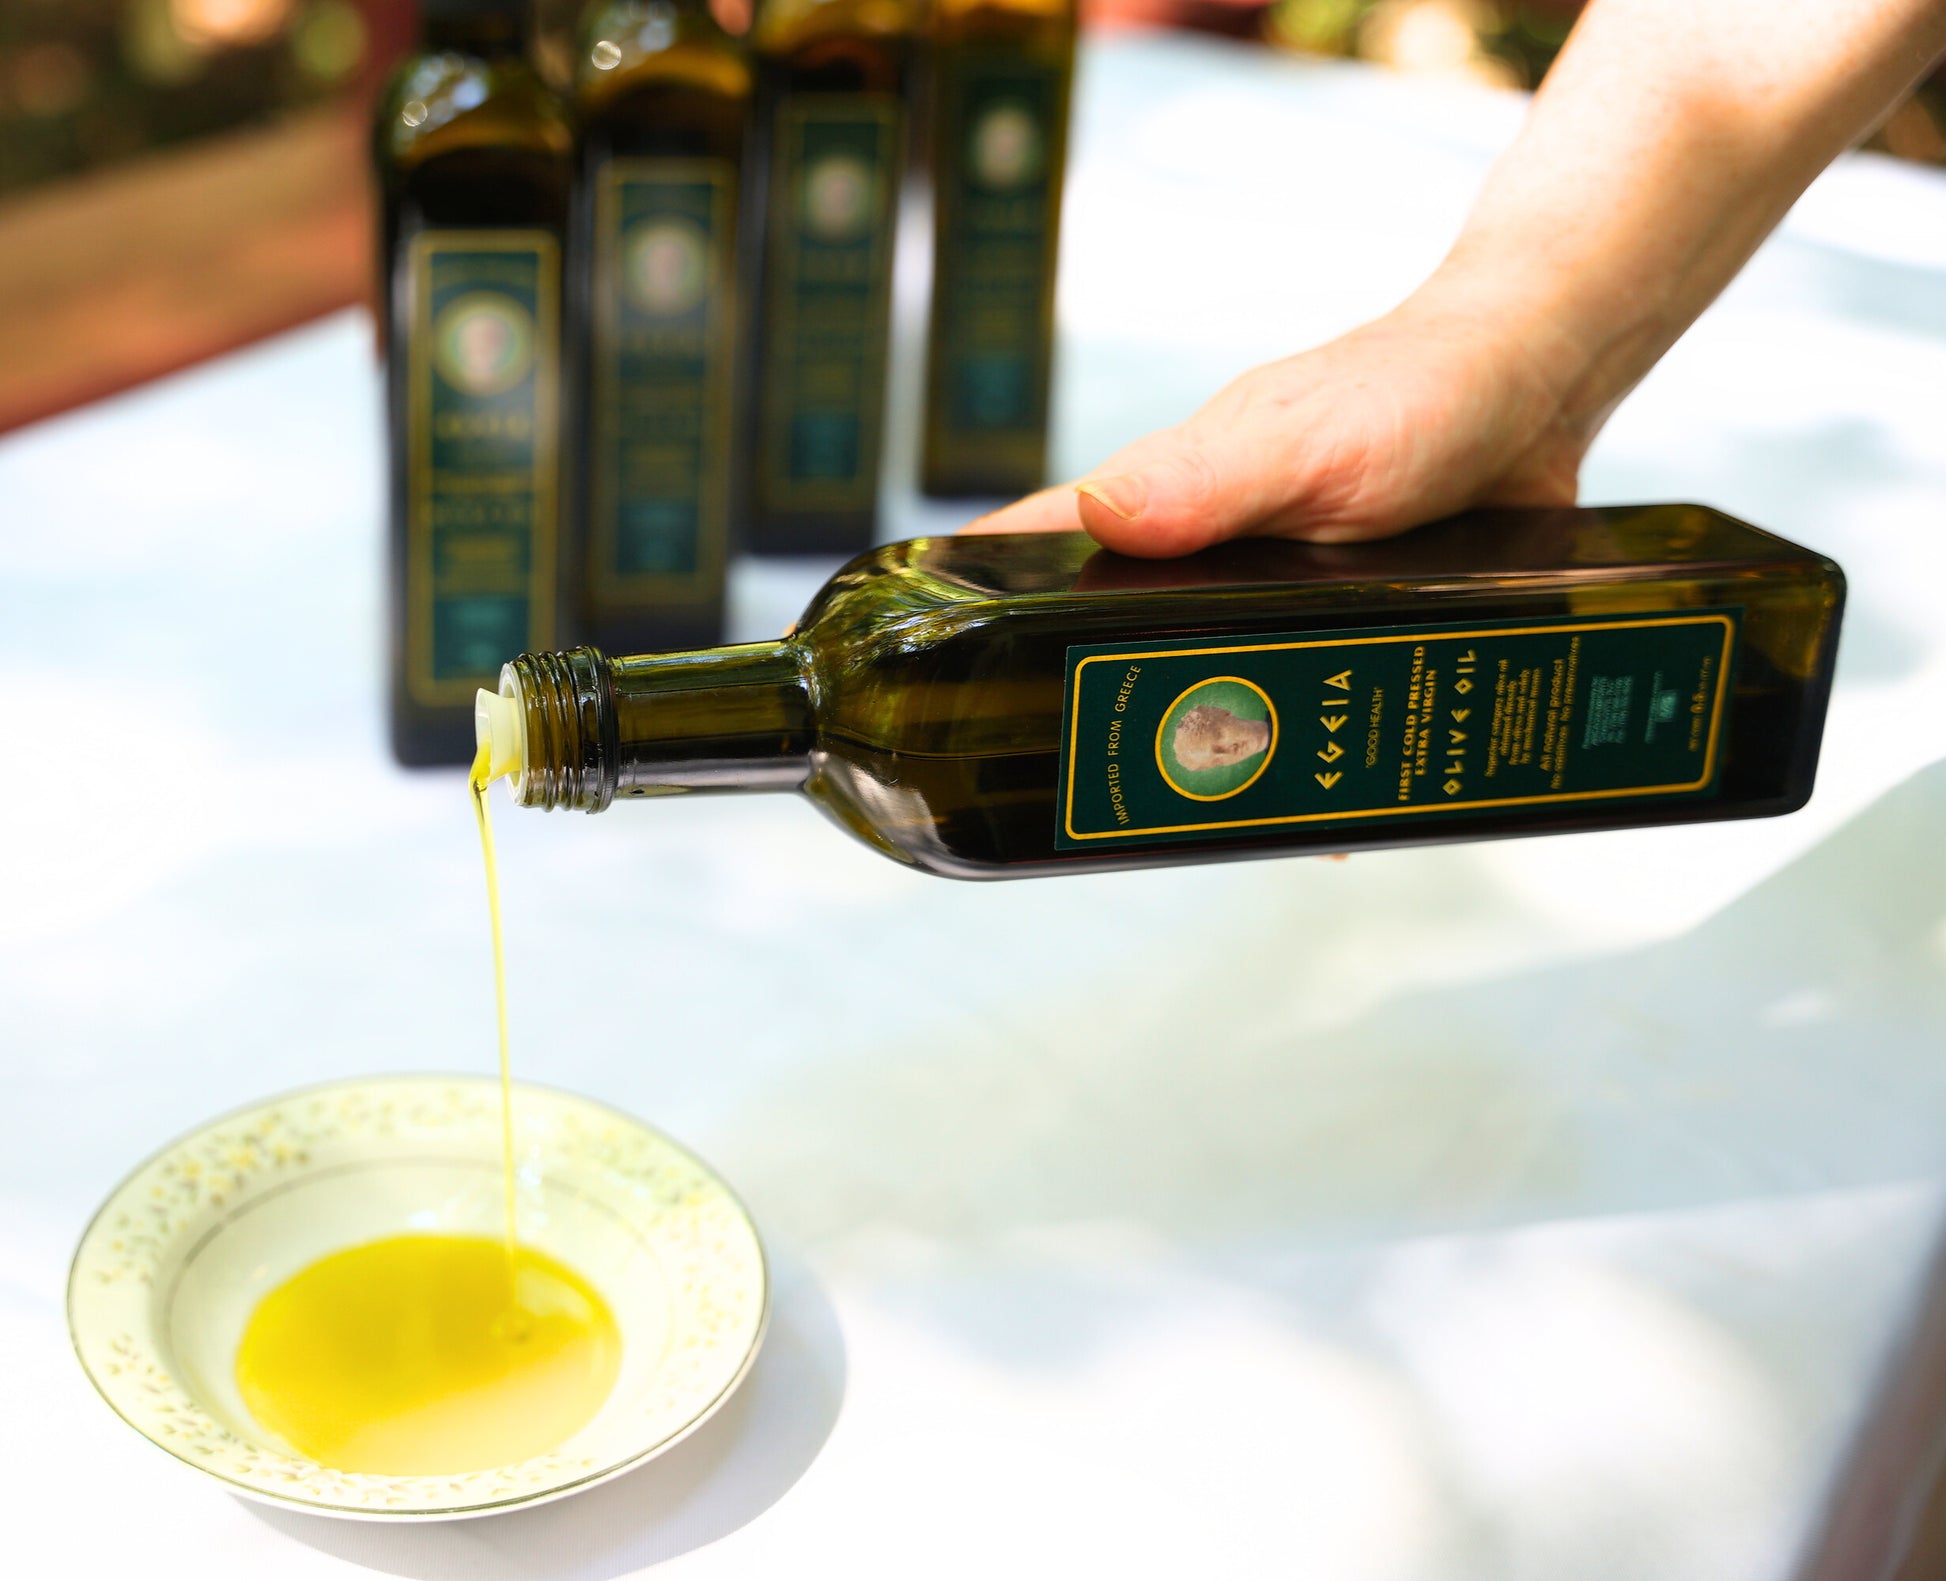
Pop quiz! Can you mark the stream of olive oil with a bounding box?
[471,739,519,1271]
[231,748,620,1477]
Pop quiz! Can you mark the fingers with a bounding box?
[958,308,1584,556]
[959,438,1246,557]
[959,427,1313,557]
[1071,429,1257,557]
[959,485,1085,535]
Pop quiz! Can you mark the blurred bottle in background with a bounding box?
[3,3,1941,446]
[921,0,1075,499]
[743,0,922,557]
[571,0,751,654]
[374,0,572,765]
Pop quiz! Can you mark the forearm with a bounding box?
[1433,0,1946,435]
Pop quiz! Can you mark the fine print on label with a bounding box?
[761,97,901,505]
[1055,612,1739,848]
[407,231,559,704]
[593,161,733,600]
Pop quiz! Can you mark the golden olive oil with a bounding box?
[230,748,620,1477]
[471,738,519,1263]
[233,1234,621,1476]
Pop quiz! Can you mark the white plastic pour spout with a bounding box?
[474,686,525,786]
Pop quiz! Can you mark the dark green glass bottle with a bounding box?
[743,0,922,556]
[475,506,1844,878]
[921,0,1075,498]
[572,0,752,655]
[376,0,573,765]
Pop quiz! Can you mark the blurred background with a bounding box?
[7,7,1946,1575]
[2,0,1942,437]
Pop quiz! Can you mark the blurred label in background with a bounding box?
[408,232,558,703]
[591,161,734,590]
[4,0,1939,204]
[0,0,1938,435]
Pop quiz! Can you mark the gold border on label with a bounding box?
[591,159,734,607]
[760,96,902,512]
[1154,676,1279,802]
[1063,614,1737,842]
[405,230,560,708]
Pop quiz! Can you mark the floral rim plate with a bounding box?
[68,1074,768,1520]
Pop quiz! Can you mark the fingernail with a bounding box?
[1075,474,1147,521]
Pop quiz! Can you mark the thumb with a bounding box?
[958,482,1090,535]
[957,436,1262,547]
[959,391,1344,551]
[1071,429,1254,558]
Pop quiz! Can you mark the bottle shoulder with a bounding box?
[376,52,574,172]
[752,0,925,55]
[578,48,754,120]
[577,5,752,111]
[931,0,1077,47]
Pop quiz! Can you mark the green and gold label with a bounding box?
[406,231,558,705]
[1055,611,1739,848]
[761,95,902,508]
[931,49,1067,440]
[591,159,734,601]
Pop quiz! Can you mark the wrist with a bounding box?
[1414,233,1676,449]
[1390,255,1594,435]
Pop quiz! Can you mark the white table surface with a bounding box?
[7,32,1946,1581]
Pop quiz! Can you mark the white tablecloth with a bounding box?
[6,33,1946,1581]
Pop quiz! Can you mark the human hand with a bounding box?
[969,0,1946,560]
[966,275,1592,556]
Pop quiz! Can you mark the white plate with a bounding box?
[68,1075,767,1520]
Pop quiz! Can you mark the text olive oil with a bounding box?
[922,0,1075,497]
[573,0,752,653]
[376,0,572,765]
[745,0,923,555]
[473,506,1844,877]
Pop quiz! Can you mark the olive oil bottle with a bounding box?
[377,0,573,765]
[922,0,1075,498]
[743,0,922,555]
[572,0,752,654]
[472,505,1845,878]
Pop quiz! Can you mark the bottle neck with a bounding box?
[505,644,814,811]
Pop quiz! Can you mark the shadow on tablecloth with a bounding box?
[716,758,1946,1309]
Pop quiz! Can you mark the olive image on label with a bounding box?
[971,102,1043,188]
[1156,677,1277,801]
[623,218,710,317]
[434,292,536,396]
[802,153,875,240]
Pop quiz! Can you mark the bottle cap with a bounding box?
[475,683,525,787]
